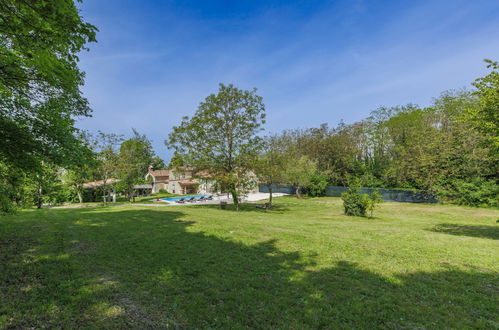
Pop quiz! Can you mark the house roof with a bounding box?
[178,179,199,185]
[194,170,214,179]
[148,169,169,177]
[133,184,153,189]
[83,178,121,189]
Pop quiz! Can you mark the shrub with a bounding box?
[159,189,168,194]
[342,186,383,217]
[367,189,382,218]
[341,186,370,217]
[308,174,329,197]
[0,189,16,214]
[437,178,498,207]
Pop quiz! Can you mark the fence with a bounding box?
[259,184,438,203]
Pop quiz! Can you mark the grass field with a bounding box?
[1,197,498,328]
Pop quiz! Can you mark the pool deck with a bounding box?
[153,192,289,205]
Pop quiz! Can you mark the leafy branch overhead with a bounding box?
[0,0,98,170]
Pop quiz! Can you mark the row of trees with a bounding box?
[168,61,498,209]
[1,0,97,212]
[0,1,496,211]
[0,129,166,211]
[0,1,170,212]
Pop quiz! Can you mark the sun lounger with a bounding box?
[206,195,214,200]
[198,196,206,202]
[175,198,186,203]
[186,197,196,203]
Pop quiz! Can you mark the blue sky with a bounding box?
[76,0,499,162]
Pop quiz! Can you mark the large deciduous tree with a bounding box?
[0,0,97,169]
[93,132,123,203]
[167,83,266,211]
[118,130,155,202]
[469,59,499,153]
[283,155,316,199]
[0,0,97,211]
[253,136,285,208]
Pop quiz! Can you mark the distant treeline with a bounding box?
[265,86,497,207]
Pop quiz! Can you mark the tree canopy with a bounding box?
[167,83,266,210]
[0,0,97,170]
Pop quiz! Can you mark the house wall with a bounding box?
[147,167,258,196]
[167,169,219,195]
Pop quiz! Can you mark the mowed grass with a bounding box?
[0,197,498,328]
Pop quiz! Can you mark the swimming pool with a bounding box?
[161,195,210,202]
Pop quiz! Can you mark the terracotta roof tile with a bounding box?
[149,169,169,177]
[178,179,199,185]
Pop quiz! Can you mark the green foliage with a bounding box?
[437,179,498,207]
[0,179,17,213]
[0,0,97,210]
[283,156,317,198]
[151,156,166,170]
[167,151,185,169]
[342,181,382,217]
[367,189,383,218]
[0,0,97,170]
[271,81,497,206]
[167,83,266,210]
[341,186,370,217]
[469,59,499,151]
[253,135,286,205]
[308,173,329,197]
[118,130,156,201]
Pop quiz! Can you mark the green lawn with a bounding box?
[1,197,498,328]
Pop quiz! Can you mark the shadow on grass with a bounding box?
[190,202,290,213]
[0,207,497,328]
[431,223,499,240]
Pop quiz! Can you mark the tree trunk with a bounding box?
[36,184,43,209]
[230,186,239,211]
[77,190,83,204]
[295,186,302,199]
[268,184,273,209]
[103,180,107,204]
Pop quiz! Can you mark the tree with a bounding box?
[167,151,185,169]
[167,83,266,211]
[151,156,166,170]
[61,132,98,203]
[118,130,155,202]
[93,131,123,203]
[283,156,316,198]
[0,0,97,170]
[469,59,499,151]
[0,0,97,211]
[253,136,285,208]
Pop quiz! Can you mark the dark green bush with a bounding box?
[341,186,370,216]
[342,186,383,217]
[308,174,329,197]
[437,178,498,207]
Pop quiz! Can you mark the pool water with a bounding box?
[161,195,210,202]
